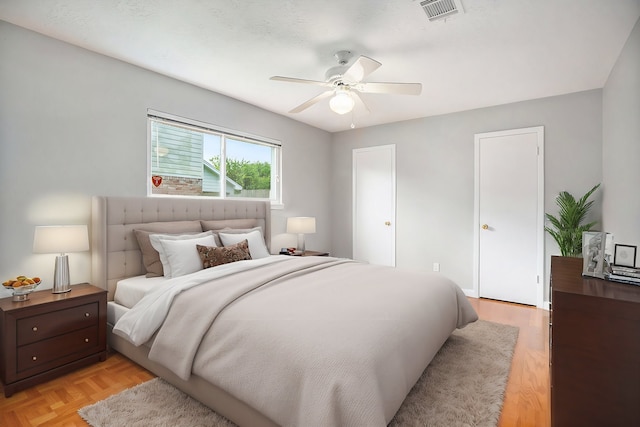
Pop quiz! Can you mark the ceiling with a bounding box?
[1,0,639,133]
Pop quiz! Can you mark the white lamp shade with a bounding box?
[33,225,90,254]
[287,217,316,234]
[329,90,355,115]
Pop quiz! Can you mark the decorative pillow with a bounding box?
[219,228,270,259]
[154,233,217,278]
[212,226,263,234]
[200,219,259,232]
[149,231,215,278]
[133,221,203,277]
[203,225,265,247]
[196,240,252,269]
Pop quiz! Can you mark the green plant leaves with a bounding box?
[545,184,600,257]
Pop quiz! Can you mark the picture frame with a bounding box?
[583,232,606,278]
[613,244,637,268]
[582,232,614,278]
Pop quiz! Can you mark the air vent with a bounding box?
[419,0,464,21]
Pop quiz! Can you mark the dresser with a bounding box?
[550,256,640,426]
[0,283,107,397]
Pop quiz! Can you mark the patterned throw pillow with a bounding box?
[196,239,252,269]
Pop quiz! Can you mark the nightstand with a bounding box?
[0,283,107,397]
[279,250,330,257]
[299,250,330,257]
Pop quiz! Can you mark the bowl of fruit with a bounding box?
[3,276,41,301]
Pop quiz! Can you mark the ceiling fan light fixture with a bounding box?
[329,90,355,115]
[272,52,420,115]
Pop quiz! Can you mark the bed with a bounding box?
[91,196,478,427]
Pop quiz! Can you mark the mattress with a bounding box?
[107,301,128,326]
[114,275,167,309]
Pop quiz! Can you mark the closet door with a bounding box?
[474,127,544,307]
[353,145,396,266]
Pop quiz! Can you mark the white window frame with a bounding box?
[147,109,282,207]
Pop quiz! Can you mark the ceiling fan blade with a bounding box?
[289,91,334,113]
[270,76,333,88]
[351,91,370,114]
[342,56,381,83]
[356,82,422,95]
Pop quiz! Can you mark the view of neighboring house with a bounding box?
[150,122,242,196]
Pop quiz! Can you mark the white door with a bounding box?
[353,145,396,266]
[474,127,544,307]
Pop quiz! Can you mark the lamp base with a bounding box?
[297,234,306,254]
[52,254,72,294]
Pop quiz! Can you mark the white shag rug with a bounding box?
[79,320,518,427]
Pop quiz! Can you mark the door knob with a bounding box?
[482,224,489,230]
[384,221,391,226]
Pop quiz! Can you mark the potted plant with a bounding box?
[545,184,600,257]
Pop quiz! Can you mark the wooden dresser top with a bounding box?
[551,256,640,304]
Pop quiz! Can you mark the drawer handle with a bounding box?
[32,326,38,332]
[85,338,89,343]
[32,356,37,361]
[84,313,90,317]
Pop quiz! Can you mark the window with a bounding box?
[147,110,281,205]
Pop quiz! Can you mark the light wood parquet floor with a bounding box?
[0,297,550,427]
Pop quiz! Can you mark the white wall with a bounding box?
[0,21,332,296]
[329,18,640,300]
[331,90,604,299]
[2,16,637,302]
[603,17,640,254]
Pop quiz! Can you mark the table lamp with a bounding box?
[33,225,90,294]
[286,217,316,254]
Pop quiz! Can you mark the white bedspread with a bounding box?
[113,256,286,345]
[114,256,477,427]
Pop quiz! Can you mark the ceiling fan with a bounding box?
[270,50,422,115]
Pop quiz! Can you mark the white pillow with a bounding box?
[150,231,216,278]
[219,229,270,259]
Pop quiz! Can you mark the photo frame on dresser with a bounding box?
[582,232,614,278]
[613,244,637,268]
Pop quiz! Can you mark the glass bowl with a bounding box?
[3,280,41,301]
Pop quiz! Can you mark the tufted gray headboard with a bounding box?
[91,196,271,300]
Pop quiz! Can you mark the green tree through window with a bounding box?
[210,156,271,190]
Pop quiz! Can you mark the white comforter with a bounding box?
[114,256,478,427]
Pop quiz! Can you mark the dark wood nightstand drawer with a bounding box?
[16,302,99,346]
[17,325,99,375]
[0,283,107,397]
